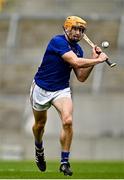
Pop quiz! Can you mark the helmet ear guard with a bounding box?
[62,25,70,39]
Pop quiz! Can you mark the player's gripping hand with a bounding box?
[92,46,108,63]
[92,45,102,58]
[98,52,109,63]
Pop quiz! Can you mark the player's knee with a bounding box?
[63,115,72,129]
[34,120,46,131]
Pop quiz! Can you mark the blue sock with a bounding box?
[61,151,70,164]
[35,140,43,149]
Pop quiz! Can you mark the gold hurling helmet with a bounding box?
[64,16,87,31]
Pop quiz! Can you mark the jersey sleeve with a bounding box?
[50,36,71,56]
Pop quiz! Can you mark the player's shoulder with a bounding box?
[51,34,66,43]
[49,34,67,47]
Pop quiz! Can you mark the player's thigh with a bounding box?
[52,97,73,123]
[33,109,47,125]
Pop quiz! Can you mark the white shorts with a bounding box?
[30,81,72,111]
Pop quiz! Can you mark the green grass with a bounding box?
[0,160,124,179]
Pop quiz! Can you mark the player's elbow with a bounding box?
[77,76,87,82]
[76,72,89,82]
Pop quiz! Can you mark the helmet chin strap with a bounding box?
[62,26,79,43]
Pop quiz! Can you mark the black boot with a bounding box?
[60,162,73,176]
[35,146,46,171]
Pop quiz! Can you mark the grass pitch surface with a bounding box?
[0,160,124,179]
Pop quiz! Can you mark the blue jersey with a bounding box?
[34,35,84,91]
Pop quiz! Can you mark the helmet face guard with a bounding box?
[63,16,87,31]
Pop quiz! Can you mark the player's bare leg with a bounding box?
[32,109,47,171]
[60,117,73,152]
[32,109,47,143]
[53,97,73,176]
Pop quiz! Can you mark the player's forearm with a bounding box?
[62,51,107,68]
[73,66,94,82]
[77,52,108,68]
[62,51,105,68]
[76,57,102,68]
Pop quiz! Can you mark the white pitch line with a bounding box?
[0,179,121,180]
[0,169,53,172]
